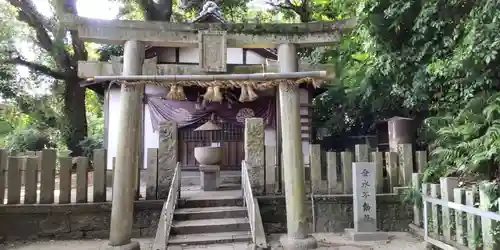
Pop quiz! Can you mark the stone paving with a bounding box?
[3,232,425,250]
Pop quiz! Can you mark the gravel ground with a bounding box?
[1,232,425,250]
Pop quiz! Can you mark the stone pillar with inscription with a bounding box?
[345,162,388,241]
[108,40,144,250]
[157,120,178,199]
[244,118,265,195]
[278,44,317,250]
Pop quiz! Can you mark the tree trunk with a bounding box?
[63,77,87,156]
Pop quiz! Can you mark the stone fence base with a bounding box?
[0,194,411,242]
[259,194,413,233]
[0,200,163,242]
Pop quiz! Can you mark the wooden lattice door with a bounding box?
[178,120,244,171]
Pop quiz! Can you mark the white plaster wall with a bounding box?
[107,88,121,169]
[246,50,267,64]
[179,48,245,64]
[107,85,168,170]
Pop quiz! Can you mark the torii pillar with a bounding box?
[108,40,145,250]
[278,43,317,249]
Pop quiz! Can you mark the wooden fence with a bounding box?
[0,148,128,205]
[1,142,429,204]
[264,143,428,195]
[411,175,500,249]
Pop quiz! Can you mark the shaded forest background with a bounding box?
[0,0,499,183]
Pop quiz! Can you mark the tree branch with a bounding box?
[61,0,88,65]
[5,57,67,80]
[7,0,74,74]
[266,0,297,11]
[266,0,312,22]
[138,0,173,21]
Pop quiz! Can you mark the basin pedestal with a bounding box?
[194,146,222,191]
[199,165,220,191]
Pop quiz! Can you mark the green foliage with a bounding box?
[358,0,500,113]
[78,135,103,163]
[423,93,500,182]
[401,186,423,208]
[82,89,104,160]
[3,127,54,152]
[97,45,123,62]
[478,181,500,246]
[307,0,500,152]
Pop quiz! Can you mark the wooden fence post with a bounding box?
[440,177,458,242]
[7,156,23,204]
[385,152,398,191]
[411,173,423,226]
[341,151,353,194]
[39,149,56,204]
[76,157,89,203]
[326,152,339,194]
[415,151,427,173]
[421,183,431,228]
[265,146,277,195]
[0,149,7,204]
[466,187,480,249]
[479,182,499,250]
[453,187,466,245]
[146,148,158,200]
[398,143,413,186]
[310,144,325,193]
[372,152,384,193]
[304,166,311,194]
[93,149,107,202]
[354,144,369,162]
[430,184,441,236]
[58,157,73,204]
[24,157,39,204]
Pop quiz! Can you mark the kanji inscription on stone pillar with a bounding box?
[198,30,227,72]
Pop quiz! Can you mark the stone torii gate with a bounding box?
[62,12,354,250]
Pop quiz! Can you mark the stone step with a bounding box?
[217,183,241,190]
[171,217,250,235]
[181,174,241,186]
[178,194,243,208]
[168,231,252,246]
[174,206,247,221]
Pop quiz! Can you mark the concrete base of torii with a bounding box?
[106,241,140,250]
[280,235,317,250]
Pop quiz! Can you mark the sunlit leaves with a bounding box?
[425,93,500,182]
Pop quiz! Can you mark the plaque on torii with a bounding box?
[198,30,227,72]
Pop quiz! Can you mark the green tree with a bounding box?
[2,0,89,156]
[358,0,500,113]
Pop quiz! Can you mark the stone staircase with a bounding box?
[167,184,253,247]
